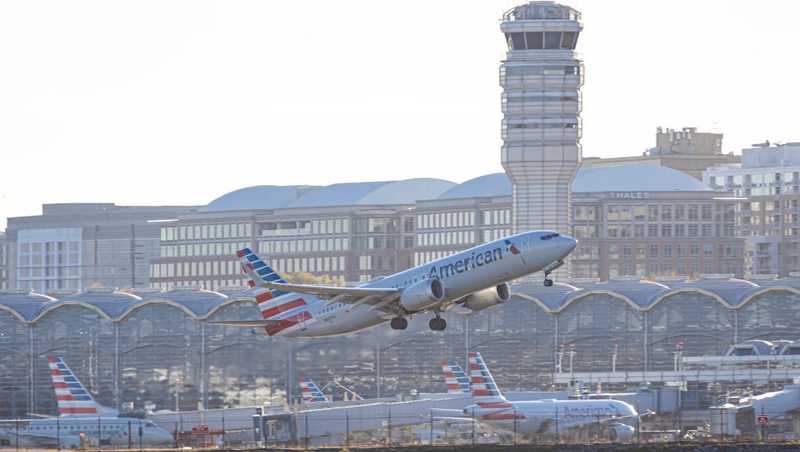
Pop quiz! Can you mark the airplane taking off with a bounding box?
[451,352,638,441]
[210,230,576,337]
[299,378,329,403]
[0,357,173,448]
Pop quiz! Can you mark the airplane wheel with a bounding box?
[429,318,447,331]
[391,317,408,330]
[544,278,554,287]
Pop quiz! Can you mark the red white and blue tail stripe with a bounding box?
[299,377,328,403]
[468,352,504,401]
[48,356,100,416]
[440,360,471,394]
[237,248,313,336]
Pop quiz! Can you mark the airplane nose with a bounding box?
[560,235,578,254]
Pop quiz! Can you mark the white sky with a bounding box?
[1,0,799,229]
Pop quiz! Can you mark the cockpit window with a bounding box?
[540,233,560,240]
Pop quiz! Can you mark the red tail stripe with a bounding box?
[473,389,492,396]
[477,402,512,408]
[53,382,68,389]
[266,311,312,336]
[248,280,256,288]
[482,412,524,421]
[57,395,75,401]
[255,291,274,304]
[469,364,481,370]
[59,407,98,414]
[236,250,246,258]
[47,356,57,363]
[50,370,62,376]
[261,298,306,319]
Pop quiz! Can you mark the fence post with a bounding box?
[346,412,350,448]
[128,420,132,449]
[221,408,226,447]
[513,407,517,445]
[429,410,434,446]
[56,417,60,450]
[97,416,101,450]
[304,412,309,450]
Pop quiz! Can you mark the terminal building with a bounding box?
[0,232,7,290]
[705,142,800,276]
[1,274,799,419]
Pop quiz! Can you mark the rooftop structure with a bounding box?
[583,127,740,180]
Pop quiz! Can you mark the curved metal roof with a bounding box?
[572,165,712,193]
[4,276,800,323]
[203,185,305,212]
[438,173,512,200]
[287,178,455,208]
[436,165,712,201]
[205,179,456,212]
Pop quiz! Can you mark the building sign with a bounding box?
[608,192,650,199]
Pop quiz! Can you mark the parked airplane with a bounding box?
[210,230,576,337]
[299,378,329,403]
[454,352,638,441]
[0,357,174,448]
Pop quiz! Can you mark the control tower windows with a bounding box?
[507,32,525,50]
[561,31,577,49]
[525,32,543,49]
[544,32,561,49]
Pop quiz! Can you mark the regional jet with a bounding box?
[450,352,638,441]
[299,378,329,404]
[0,357,174,448]
[210,230,576,337]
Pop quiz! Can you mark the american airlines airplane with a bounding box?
[210,230,576,337]
[0,357,174,448]
[299,378,329,404]
[443,352,638,441]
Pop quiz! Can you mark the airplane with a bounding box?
[209,230,577,337]
[299,378,329,403]
[453,352,638,441]
[0,357,174,448]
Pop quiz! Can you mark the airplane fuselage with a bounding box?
[276,231,576,337]
[468,399,637,436]
[0,417,173,448]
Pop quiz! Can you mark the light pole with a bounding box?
[612,344,618,374]
[175,376,182,411]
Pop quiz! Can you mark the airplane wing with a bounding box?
[255,280,399,298]
[205,319,286,327]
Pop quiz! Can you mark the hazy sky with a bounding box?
[1,0,799,229]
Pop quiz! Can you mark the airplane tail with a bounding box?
[468,352,506,402]
[299,377,328,403]
[47,356,118,417]
[440,360,471,395]
[236,248,313,336]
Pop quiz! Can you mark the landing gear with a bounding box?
[429,317,447,331]
[390,317,408,330]
[544,273,554,287]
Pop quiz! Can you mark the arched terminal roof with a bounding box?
[511,277,800,313]
[438,173,512,200]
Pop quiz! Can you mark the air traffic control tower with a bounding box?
[500,2,583,277]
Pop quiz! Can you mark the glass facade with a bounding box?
[4,279,800,417]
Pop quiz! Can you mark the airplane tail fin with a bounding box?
[47,356,118,417]
[440,360,471,395]
[468,352,505,402]
[236,248,312,336]
[236,247,288,288]
[299,377,328,403]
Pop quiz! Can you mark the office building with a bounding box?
[5,203,197,291]
[0,232,7,290]
[705,142,800,275]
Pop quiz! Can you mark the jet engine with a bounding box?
[399,278,444,312]
[460,283,511,311]
[607,423,635,442]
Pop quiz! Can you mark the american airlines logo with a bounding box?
[428,243,515,280]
